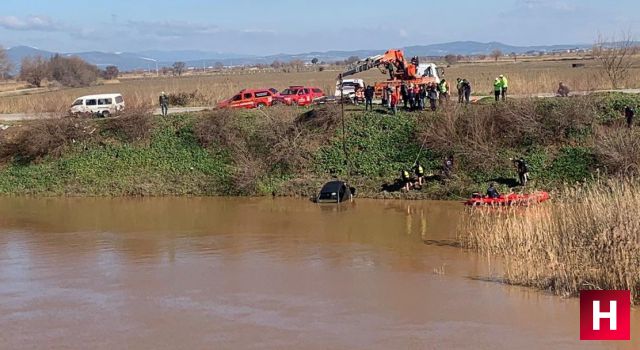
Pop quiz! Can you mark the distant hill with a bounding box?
[6,41,597,73]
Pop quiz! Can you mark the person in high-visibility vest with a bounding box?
[493,78,502,102]
[499,74,508,100]
[438,79,450,103]
[413,162,426,186]
[401,169,412,191]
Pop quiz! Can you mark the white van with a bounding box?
[70,93,125,117]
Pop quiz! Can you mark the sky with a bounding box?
[0,0,639,55]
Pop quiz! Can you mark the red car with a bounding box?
[275,86,325,106]
[217,88,276,109]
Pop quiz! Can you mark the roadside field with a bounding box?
[1,57,639,114]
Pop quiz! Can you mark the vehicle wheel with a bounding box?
[101,110,111,118]
[256,103,266,109]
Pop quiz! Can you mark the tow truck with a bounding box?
[337,49,444,99]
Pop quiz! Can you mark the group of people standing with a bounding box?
[378,79,452,115]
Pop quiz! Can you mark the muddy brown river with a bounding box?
[0,197,637,349]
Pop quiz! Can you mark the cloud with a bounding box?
[0,15,63,31]
[126,20,223,38]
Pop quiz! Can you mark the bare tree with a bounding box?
[172,61,186,76]
[19,56,49,87]
[444,54,458,65]
[490,49,503,62]
[49,54,99,87]
[509,52,517,62]
[345,56,360,65]
[593,33,638,89]
[0,46,13,80]
[101,65,119,80]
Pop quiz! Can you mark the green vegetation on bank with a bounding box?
[0,92,639,197]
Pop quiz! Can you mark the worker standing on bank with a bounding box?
[625,105,635,129]
[456,78,464,103]
[461,79,472,105]
[493,78,502,102]
[364,85,375,111]
[390,88,398,115]
[438,78,450,104]
[499,74,508,100]
[159,92,169,116]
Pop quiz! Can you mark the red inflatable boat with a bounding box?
[464,191,550,207]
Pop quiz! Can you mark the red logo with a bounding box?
[580,290,631,340]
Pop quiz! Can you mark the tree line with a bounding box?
[0,46,120,88]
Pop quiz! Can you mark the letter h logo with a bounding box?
[580,290,631,340]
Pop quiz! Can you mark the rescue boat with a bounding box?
[464,191,550,207]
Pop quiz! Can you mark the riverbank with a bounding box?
[0,92,639,197]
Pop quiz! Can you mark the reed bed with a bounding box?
[459,180,640,303]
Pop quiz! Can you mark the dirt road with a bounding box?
[1,89,638,122]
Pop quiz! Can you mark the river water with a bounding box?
[0,197,637,349]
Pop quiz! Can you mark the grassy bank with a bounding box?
[0,92,639,197]
[459,180,640,304]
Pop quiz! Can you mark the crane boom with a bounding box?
[339,49,420,81]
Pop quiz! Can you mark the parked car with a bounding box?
[217,88,276,109]
[275,86,325,106]
[69,93,125,117]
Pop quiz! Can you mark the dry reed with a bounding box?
[459,180,640,303]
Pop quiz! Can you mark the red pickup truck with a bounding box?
[217,88,276,109]
[274,86,325,106]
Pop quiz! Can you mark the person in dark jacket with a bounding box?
[486,183,500,198]
[400,84,408,109]
[461,79,472,104]
[443,155,454,178]
[511,157,529,186]
[418,85,426,110]
[426,83,438,111]
[159,92,169,116]
[364,85,375,111]
[407,85,415,110]
[625,106,635,129]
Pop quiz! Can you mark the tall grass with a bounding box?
[459,180,640,303]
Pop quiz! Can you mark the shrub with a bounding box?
[101,106,153,142]
[594,127,640,176]
[593,92,640,125]
[195,107,323,193]
[317,111,421,178]
[0,118,93,164]
[548,146,595,182]
[168,91,201,106]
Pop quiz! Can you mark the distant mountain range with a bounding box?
[6,41,595,72]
